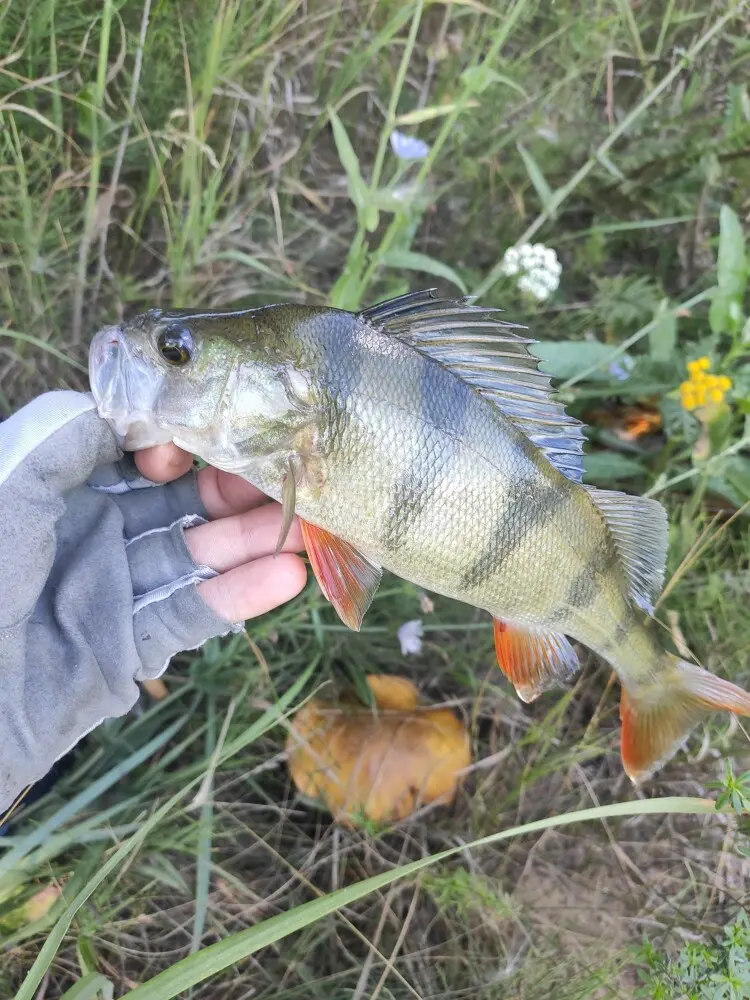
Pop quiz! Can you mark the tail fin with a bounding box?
[620,657,750,782]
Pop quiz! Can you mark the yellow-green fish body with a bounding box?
[88,290,750,779]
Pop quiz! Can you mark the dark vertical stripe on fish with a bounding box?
[420,356,469,435]
[319,317,366,448]
[613,616,635,647]
[381,474,431,552]
[381,359,472,553]
[461,479,569,589]
[564,546,617,610]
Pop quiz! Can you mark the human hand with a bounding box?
[0,390,306,814]
[132,441,307,623]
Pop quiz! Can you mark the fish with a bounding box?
[88,288,750,781]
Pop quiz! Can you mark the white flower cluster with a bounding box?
[499,242,562,301]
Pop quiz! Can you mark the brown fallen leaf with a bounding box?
[286,674,471,827]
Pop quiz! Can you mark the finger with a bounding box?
[135,443,194,483]
[196,465,270,519]
[198,553,308,621]
[184,502,304,573]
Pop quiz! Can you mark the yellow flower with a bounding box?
[678,358,732,412]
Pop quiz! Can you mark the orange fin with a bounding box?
[621,658,750,782]
[493,618,578,703]
[300,520,382,631]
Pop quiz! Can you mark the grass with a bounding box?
[2,0,750,996]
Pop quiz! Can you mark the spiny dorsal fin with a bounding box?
[584,486,668,615]
[360,289,587,483]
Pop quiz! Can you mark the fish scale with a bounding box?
[88,288,750,782]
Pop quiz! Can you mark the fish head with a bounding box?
[88,306,317,463]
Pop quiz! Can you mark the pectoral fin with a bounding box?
[493,618,579,702]
[275,458,298,555]
[300,521,382,631]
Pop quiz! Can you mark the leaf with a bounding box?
[286,675,471,826]
[583,451,646,483]
[380,249,468,294]
[707,456,750,512]
[649,299,677,362]
[59,972,114,1000]
[395,101,479,125]
[532,340,629,383]
[709,289,731,336]
[460,65,527,97]
[716,204,747,302]
[327,106,368,213]
[516,143,553,214]
[116,797,716,1000]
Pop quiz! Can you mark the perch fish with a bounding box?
[88,289,750,780]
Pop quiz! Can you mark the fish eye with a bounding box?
[157,325,194,366]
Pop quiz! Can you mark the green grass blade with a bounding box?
[0,716,188,877]
[13,663,316,1000]
[517,142,554,214]
[189,698,217,964]
[117,797,716,1000]
[380,249,468,294]
[0,329,87,373]
[59,971,114,1000]
[327,106,368,214]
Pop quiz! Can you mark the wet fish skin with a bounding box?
[88,290,750,780]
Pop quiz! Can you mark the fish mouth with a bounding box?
[89,325,173,451]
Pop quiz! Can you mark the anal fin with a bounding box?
[300,520,382,631]
[493,618,579,702]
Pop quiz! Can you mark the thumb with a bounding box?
[0,390,122,626]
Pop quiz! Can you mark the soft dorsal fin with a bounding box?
[584,486,668,615]
[360,289,587,483]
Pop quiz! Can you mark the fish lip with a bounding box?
[88,324,172,451]
[89,325,130,442]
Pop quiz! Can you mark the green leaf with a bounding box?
[649,299,677,362]
[460,65,527,97]
[116,798,714,1000]
[716,204,747,302]
[60,972,114,1000]
[532,340,628,382]
[583,451,646,483]
[516,143,553,214]
[380,249,468,294]
[709,289,732,337]
[707,456,750,511]
[328,106,368,213]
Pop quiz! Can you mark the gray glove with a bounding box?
[0,390,243,813]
